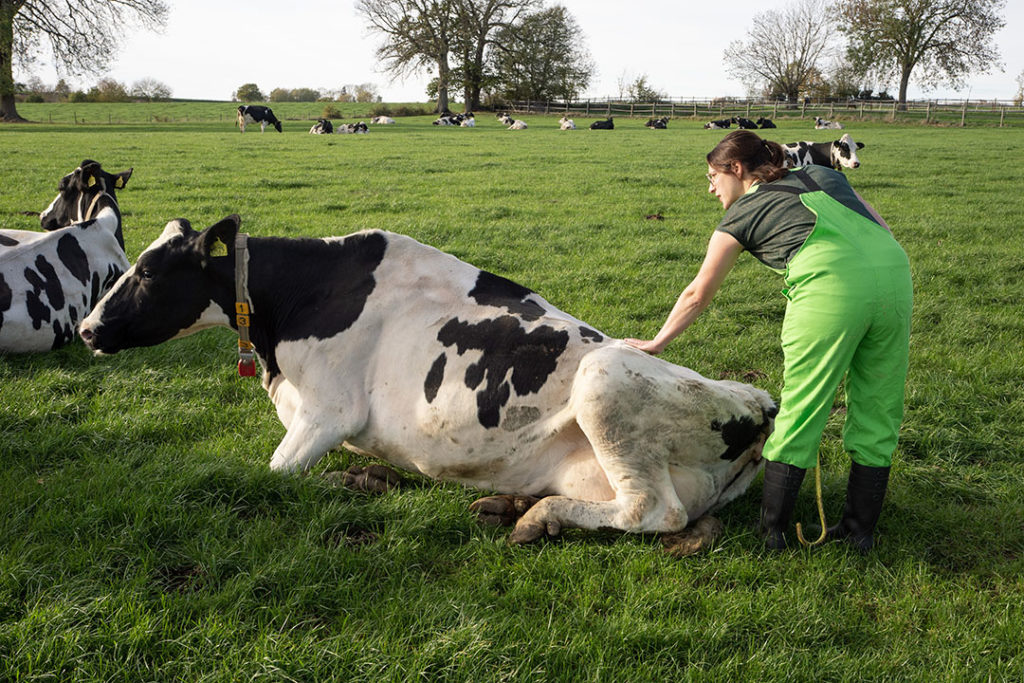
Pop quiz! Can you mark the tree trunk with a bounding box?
[0,0,27,122]
[897,67,911,111]
[436,56,451,113]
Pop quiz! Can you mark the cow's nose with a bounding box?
[79,326,94,344]
[852,162,860,168]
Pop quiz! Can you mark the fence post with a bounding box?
[801,99,806,118]
[1000,107,1005,127]
[925,101,930,123]
[773,101,778,118]
[961,101,967,127]
[829,102,834,118]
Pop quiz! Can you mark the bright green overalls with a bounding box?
[759,169,913,469]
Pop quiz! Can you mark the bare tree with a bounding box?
[837,0,1005,105]
[1,0,168,121]
[357,0,459,113]
[130,77,171,101]
[722,0,837,102]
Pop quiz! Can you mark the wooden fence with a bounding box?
[506,98,1024,127]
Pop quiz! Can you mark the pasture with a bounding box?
[1,109,1023,681]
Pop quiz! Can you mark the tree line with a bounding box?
[0,0,1011,122]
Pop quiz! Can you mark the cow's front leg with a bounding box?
[508,492,688,544]
[268,408,354,473]
[470,494,541,527]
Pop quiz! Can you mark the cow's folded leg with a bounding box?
[660,516,725,557]
[508,494,686,545]
[341,464,403,493]
[268,413,353,473]
[469,494,541,527]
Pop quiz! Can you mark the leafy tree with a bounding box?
[452,0,536,111]
[626,74,663,103]
[1,0,167,122]
[723,0,836,103]
[269,87,292,102]
[837,0,1006,105]
[357,0,459,113]
[89,77,128,102]
[54,77,71,100]
[487,5,593,103]
[130,77,171,100]
[234,83,265,102]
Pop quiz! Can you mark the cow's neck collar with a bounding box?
[234,232,257,377]
[83,190,109,221]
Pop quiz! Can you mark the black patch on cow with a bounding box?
[579,326,603,343]
[271,232,388,343]
[424,353,447,403]
[712,415,761,461]
[0,273,11,331]
[469,270,546,321]
[0,235,19,247]
[57,233,90,285]
[24,255,65,329]
[436,315,568,428]
[52,318,75,349]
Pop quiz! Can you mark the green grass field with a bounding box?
[1,107,1023,681]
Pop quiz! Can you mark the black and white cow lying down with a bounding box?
[237,105,282,133]
[0,160,131,353]
[781,133,864,170]
[80,218,777,545]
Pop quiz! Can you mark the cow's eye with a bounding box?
[139,268,154,280]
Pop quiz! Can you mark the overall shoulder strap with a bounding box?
[755,168,822,195]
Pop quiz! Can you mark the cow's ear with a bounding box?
[856,142,865,149]
[114,168,133,189]
[79,162,102,189]
[198,214,241,266]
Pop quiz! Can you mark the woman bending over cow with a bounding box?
[626,130,912,553]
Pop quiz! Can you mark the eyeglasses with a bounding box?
[706,167,732,187]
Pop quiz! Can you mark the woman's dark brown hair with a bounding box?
[707,130,789,183]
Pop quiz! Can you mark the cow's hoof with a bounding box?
[324,464,402,493]
[660,516,725,557]
[508,518,561,544]
[469,494,540,527]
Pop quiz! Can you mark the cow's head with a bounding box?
[40,160,132,231]
[80,214,241,355]
[831,133,865,169]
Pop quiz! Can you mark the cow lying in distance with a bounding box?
[756,117,776,129]
[309,119,334,134]
[781,133,865,170]
[498,113,528,129]
[559,116,576,130]
[80,218,777,547]
[645,116,669,129]
[703,119,731,129]
[732,117,758,129]
[1,161,131,353]
[435,112,474,126]
[237,105,283,133]
[814,116,843,129]
[371,116,396,125]
[589,117,614,130]
[337,122,369,134]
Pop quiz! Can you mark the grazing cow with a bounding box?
[309,119,334,135]
[371,116,396,125]
[781,133,865,171]
[337,122,369,134]
[559,116,576,130]
[756,117,776,129]
[589,117,614,130]
[814,116,843,130]
[732,117,758,129]
[703,119,731,129]
[1,161,130,353]
[80,218,777,546]
[498,113,528,129]
[645,116,669,129]
[237,105,283,133]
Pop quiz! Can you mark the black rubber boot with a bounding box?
[759,460,807,550]
[826,462,890,554]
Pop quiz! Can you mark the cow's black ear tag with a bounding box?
[209,238,229,258]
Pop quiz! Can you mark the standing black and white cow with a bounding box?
[780,133,865,170]
[1,161,131,353]
[80,217,777,546]
[237,105,283,133]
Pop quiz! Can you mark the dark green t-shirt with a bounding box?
[715,165,880,270]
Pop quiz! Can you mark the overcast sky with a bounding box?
[17,0,1024,102]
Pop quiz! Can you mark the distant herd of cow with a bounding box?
[0,107,865,549]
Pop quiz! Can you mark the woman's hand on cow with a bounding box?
[624,338,664,355]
